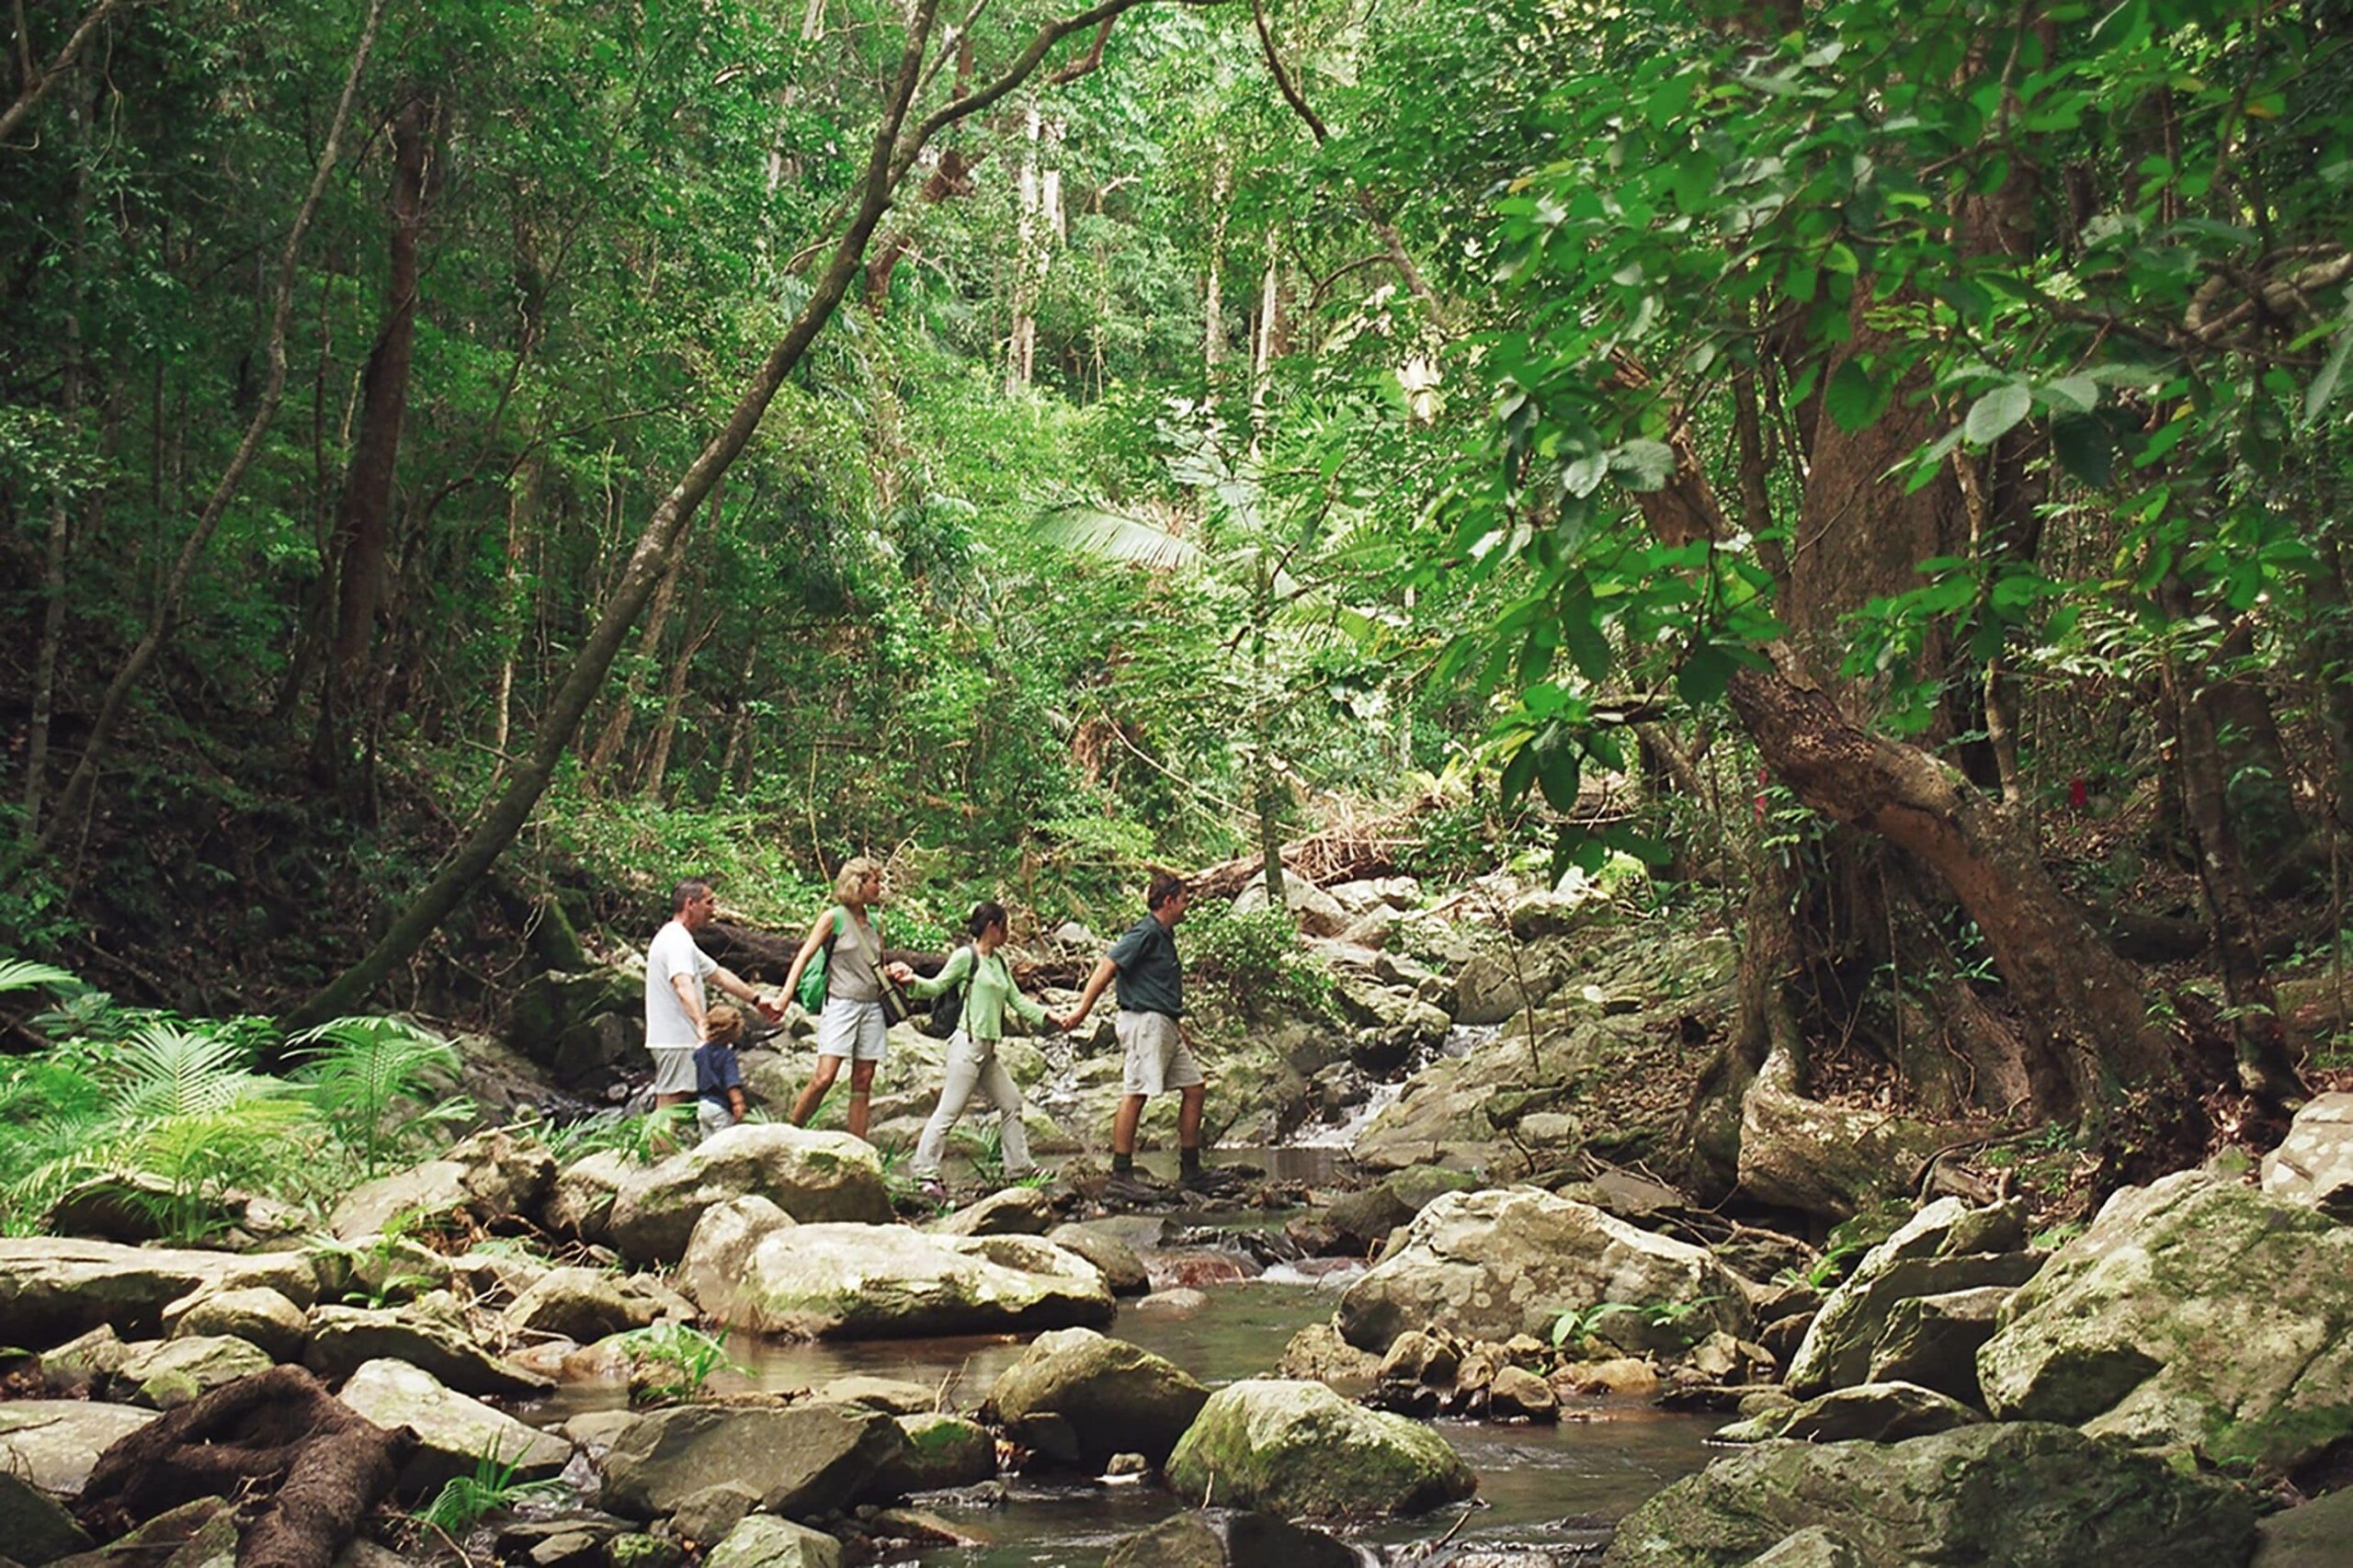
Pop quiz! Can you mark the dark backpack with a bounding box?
[921,946,972,1039]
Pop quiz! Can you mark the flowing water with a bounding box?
[535,1268,1716,1564]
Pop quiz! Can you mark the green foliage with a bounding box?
[1181,903,1336,1019]
[610,1323,742,1404]
[288,1017,471,1179]
[541,1108,697,1166]
[1549,1295,1722,1351]
[413,1446,565,1536]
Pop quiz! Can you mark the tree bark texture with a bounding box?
[313,89,438,805]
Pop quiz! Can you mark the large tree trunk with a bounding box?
[29,0,385,863]
[313,89,437,811]
[290,0,1163,1028]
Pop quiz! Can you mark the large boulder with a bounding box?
[608,1126,892,1265]
[547,1151,634,1244]
[1600,1421,2256,1568]
[1449,948,1566,1027]
[1977,1169,2353,1473]
[873,1413,996,1495]
[327,1128,555,1243]
[1335,1187,1752,1353]
[1784,1198,2041,1398]
[677,1210,1112,1340]
[1231,873,1351,938]
[1734,1062,1948,1221]
[0,1402,158,1494]
[1043,1223,1150,1295]
[304,1301,553,1400]
[504,1267,665,1342]
[1323,1168,1479,1256]
[1164,1380,1474,1518]
[598,1403,912,1520]
[337,1358,574,1494]
[0,1240,304,1350]
[981,1328,1209,1468]
[2259,1092,2353,1217]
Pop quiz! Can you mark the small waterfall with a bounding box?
[1290,1021,1498,1150]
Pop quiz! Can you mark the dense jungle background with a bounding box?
[6,0,2353,1192]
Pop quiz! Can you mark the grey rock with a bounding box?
[598,1403,913,1520]
[0,1403,157,1494]
[115,1335,273,1409]
[1336,1187,1753,1354]
[2259,1091,2353,1217]
[1864,1285,2012,1403]
[1601,1421,2254,1568]
[982,1327,1208,1468]
[1102,1510,1360,1568]
[504,1267,659,1343]
[1979,1169,2353,1474]
[304,1303,552,1399]
[1165,1380,1474,1518]
[546,1151,634,1245]
[703,1516,843,1568]
[668,1484,759,1550]
[0,1471,92,1566]
[336,1357,573,1493]
[875,1413,995,1494]
[927,1187,1055,1237]
[162,1287,308,1363]
[1714,1381,1985,1444]
[0,1239,305,1350]
[1042,1223,1149,1295]
[608,1126,892,1265]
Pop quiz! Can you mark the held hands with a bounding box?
[884,960,916,985]
[754,997,784,1023]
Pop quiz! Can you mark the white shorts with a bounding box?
[1117,1010,1201,1096]
[651,1046,697,1095]
[697,1099,740,1137]
[816,996,890,1062]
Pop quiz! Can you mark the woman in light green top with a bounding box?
[908,900,1062,1192]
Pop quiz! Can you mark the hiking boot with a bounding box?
[1178,1165,1244,1196]
[919,1176,949,1202]
[1101,1174,1162,1207]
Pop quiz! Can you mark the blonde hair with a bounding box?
[705,1004,744,1042]
[833,856,883,902]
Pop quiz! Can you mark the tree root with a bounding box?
[77,1364,416,1568]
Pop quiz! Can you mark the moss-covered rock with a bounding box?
[1163,1379,1474,1518]
[1602,1421,2255,1568]
[1977,1169,2353,1475]
[607,1125,892,1264]
[981,1326,1208,1469]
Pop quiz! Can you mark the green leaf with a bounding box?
[2305,328,2353,426]
[1826,360,1886,432]
[1677,644,1736,705]
[1965,383,2032,445]
[1609,439,1677,490]
[2040,375,2098,415]
[1500,742,1540,810]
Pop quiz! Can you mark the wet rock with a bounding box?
[876,1413,995,1494]
[1131,1288,1208,1314]
[608,1126,892,1265]
[2253,1485,2353,1568]
[703,1515,843,1568]
[807,1376,937,1414]
[1745,1527,1870,1568]
[1488,1364,1557,1422]
[116,1335,272,1409]
[608,1534,688,1568]
[1164,1379,1476,1518]
[1102,1509,1360,1568]
[304,1302,552,1399]
[337,1357,573,1493]
[680,1214,1111,1339]
[599,1403,911,1520]
[1785,1198,2041,1397]
[2259,1092,2353,1218]
[1043,1222,1149,1295]
[43,1175,246,1246]
[982,1326,1209,1468]
[0,1470,93,1566]
[1272,1322,1383,1395]
[1601,1421,2255,1568]
[1714,1381,1984,1444]
[546,1151,634,1244]
[1979,1169,2353,1473]
[928,1187,1055,1237]
[1379,1327,1461,1384]
[1336,1187,1752,1354]
[161,1286,308,1363]
[0,1402,157,1494]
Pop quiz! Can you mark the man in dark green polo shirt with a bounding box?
[1061,870,1219,1190]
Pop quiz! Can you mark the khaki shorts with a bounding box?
[650,1046,697,1096]
[1117,1010,1201,1096]
[816,997,890,1062]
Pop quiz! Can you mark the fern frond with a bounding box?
[1031,504,1210,574]
[0,959,78,995]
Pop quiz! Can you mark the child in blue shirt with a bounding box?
[694,1004,748,1137]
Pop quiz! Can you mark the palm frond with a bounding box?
[1031,503,1210,574]
[0,959,77,996]
[111,1024,286,1122]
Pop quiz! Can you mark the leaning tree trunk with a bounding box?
[290,0,1166,1028]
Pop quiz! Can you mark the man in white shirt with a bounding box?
[645,880,768,1108]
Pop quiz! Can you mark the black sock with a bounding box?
[1179,1148,1202,1176]
[1111,1153,1134,1176]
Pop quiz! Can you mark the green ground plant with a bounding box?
[412,1446,565,1536]
[1183,904,1336,1020]
[611,1323,741,1403]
